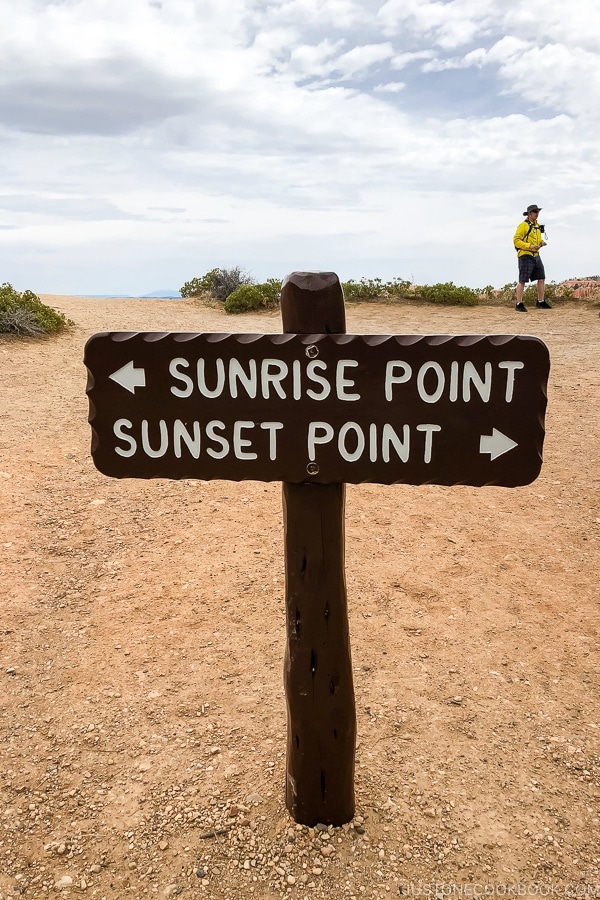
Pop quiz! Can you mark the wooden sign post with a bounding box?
[84,270,551,828]
[281,272,355,825]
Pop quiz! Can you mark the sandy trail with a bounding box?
[0,295,598,898]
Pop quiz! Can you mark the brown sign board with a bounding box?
[84,331,549,487]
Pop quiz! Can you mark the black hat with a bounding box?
[523,204,542,215]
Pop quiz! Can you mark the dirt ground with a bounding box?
[1,294,599,900]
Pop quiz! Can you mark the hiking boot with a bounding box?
[536,299,552,309]
[515,301,527,312]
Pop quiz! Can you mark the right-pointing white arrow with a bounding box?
[479,428,518,461]
[109,361,146,394]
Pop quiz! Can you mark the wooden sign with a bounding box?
[83,271,551,827]
[84,332,549,487]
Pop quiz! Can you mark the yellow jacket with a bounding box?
[514,219,544,257]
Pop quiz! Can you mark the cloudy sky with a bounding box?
[1,0,599,296]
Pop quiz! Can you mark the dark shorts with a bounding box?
[518,254,545,283]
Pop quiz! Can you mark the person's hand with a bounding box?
[540,240,547,247]
[529,243,540,251]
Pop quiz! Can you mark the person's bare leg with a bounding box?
[537,279,545,302]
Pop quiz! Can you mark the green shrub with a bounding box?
[0,283,73,335]
[342,277,412,302]
[476,282,519,305]
[414,282,480,306]
[523,281,574,304]
[179,276,205,298]
[342,277,385,302]
[180,267,254,301]
[492,282,518,304]
[181,269,584,312]
[224,279,282,314]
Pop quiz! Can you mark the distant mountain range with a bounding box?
[138,289,181,298]
[84,290,182,299]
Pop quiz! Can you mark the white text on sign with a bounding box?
[167,357,525,404]
[113,419,444,464]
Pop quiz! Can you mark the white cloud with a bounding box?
[256,0,370,30]
[0,0,599,294]
[390,50,436,70]
[374,82,406,93]
[287,38,347,78]
[378,0,497,48]
[499,0,600,51]
[487,39,600,120]
[421,47,487,72]
[331,43,395,79]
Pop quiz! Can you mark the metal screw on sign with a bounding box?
[305,344,319,359]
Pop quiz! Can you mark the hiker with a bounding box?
[513,204,551,312]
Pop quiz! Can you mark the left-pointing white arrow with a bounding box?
[479,428,518,461]
[109,361,146,394]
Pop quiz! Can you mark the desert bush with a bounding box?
[413,282,480,306]
[179,276,204,298]
[224,279,282,314]
[492,282,518,304]
[180,267,254,301]
[0,283,73,335]
[523,281,574,304]
[180,268,587,312]
[0,306,44,336]
[342,277,412,303]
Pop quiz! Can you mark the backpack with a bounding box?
[516,221,536,252]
